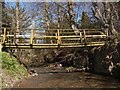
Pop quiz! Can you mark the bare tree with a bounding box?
[16,0,20,43]
[45,2,53,44]
[45,2,49,31]
[92,2,118,35]
[68,0,80,35]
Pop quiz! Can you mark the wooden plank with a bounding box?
[0,35,81,39]
[85,35,106,38]
[62,38,81,40]
[61,42,105,45]
[4,41,105,46]
[1,34,30,37]
[35,35,56,38]
[1,31,105,37]
[1,33,106,37]
[4,42,105,49]
[5,43,58,46]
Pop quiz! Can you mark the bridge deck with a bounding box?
[3,42,105,49]
[0,28,107,49]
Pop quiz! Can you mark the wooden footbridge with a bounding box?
[0,28,107,50]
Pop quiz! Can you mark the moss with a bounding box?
[1,52,27,75]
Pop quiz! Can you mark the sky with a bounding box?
[4,1,93,28]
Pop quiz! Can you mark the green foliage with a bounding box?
[91,21,101,29]
[1,52,27,75]
[81,12,91,29]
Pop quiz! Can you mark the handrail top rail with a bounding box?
[1,27,101,31]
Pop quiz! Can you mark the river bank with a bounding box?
[1,52,28,88]
[13,67,120,88]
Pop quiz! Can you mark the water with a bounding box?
[13,67,120,88]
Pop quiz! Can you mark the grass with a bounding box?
[1,52,27,75]
[1,51,28,88]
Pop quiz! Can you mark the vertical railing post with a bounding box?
[106,29,108,36]
[30,29,34,45]
[57,29,61,45]
[80,32,82,43]
[83,29,86,43]
[2,28,7,44]
[55,31,58,44]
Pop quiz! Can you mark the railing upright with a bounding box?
[57,29,61,45]
[80,32,82,43]
[30,29,34,45]
[83,29,86,43]
[2,28,7,44]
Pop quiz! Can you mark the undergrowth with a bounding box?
[1,51,28,88]
[1,52,27,75]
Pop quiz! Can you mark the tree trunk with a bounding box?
[45,2,52,44]
[57,3,60,29]
[68,1,74,28]
[57,3,61,45]
[92,2,118,36]
[16,0,20,43]
[68,0,80,35]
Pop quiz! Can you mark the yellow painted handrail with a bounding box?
[0,28,107,49]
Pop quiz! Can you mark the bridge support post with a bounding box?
[0,43,2,52]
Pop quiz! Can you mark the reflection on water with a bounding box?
[14,67,120,88]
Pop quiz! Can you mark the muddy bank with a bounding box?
[1,52,28,88]
[13,67,120,88]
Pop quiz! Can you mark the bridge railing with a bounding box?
[0,27,107,48]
